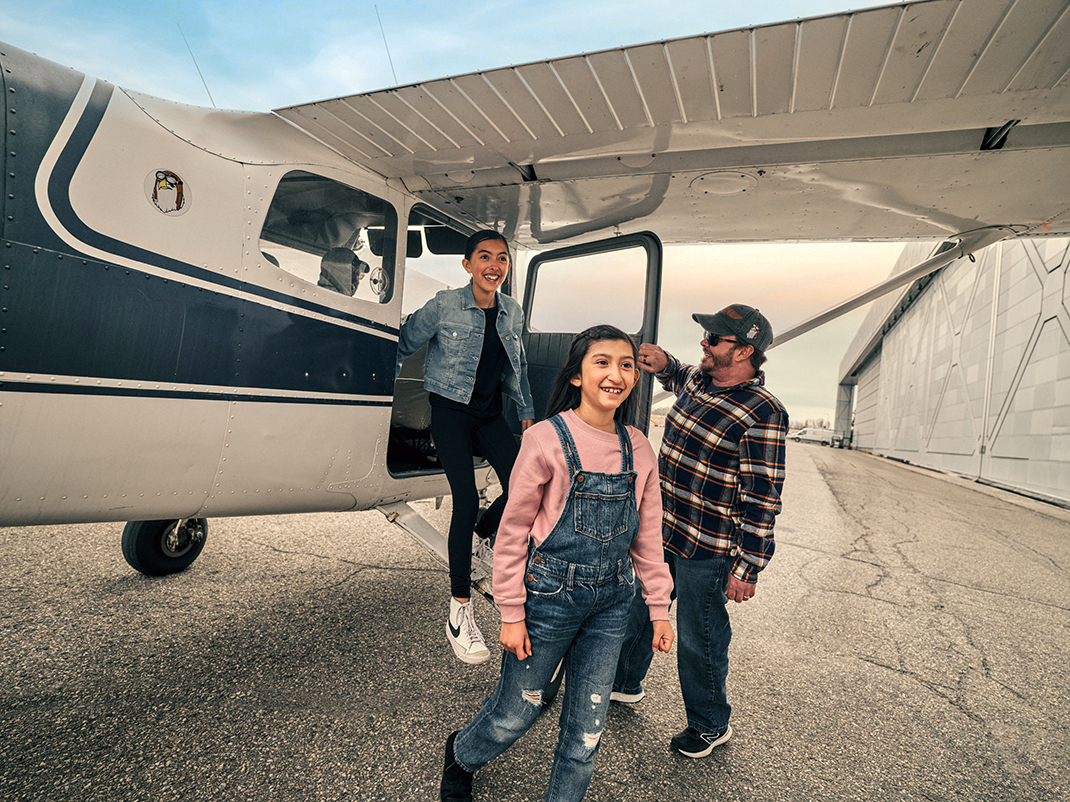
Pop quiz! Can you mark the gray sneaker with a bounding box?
[471,533,494,581]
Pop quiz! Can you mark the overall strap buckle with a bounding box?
[549,413,584,476]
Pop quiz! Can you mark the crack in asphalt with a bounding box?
[802,450,1070,740]
[856,654,985,722]
[246,538,446,591]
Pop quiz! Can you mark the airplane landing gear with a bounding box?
[121,518,208,575]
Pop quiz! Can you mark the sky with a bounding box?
[0,0,909,425]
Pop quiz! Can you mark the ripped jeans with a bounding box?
[453,564,634,802]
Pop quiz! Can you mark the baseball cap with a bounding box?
[692,304,774,352]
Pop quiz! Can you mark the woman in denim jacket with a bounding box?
[395,230,534,664]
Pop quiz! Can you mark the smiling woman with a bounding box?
[544,325,643,428]
[463,234,512,306]
[569,338,639,432]
[393,229,535,665]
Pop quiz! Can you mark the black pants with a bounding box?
[431,406,520,598]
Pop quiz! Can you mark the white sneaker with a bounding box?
[447,599,491,664]
[610,689,646,704]
[471,534,494,581]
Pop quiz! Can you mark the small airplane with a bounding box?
[1,0,1068,579]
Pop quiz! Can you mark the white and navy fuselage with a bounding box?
[0,43,467,526]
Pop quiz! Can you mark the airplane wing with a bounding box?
[275,0,1070,249]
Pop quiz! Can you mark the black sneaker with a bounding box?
[441,731,474,802]
[670,724,732,758]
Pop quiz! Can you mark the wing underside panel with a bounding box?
[277,0,1070,245]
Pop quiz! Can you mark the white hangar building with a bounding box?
[835,236,1070,507]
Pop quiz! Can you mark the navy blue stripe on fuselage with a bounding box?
[1,241,398,398]
[46,80,398,338]
[0,381,393,406]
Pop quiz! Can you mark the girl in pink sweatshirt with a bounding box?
[440,324,674,802]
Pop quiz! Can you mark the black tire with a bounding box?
[121,518,208,576]
[821,440,829,446]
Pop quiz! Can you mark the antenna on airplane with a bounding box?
[177,23,217,109]
[375,5,399,85]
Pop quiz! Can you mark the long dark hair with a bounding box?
[545,325,640,424]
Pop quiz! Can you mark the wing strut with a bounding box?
[377,501,494,599]
[377,501,450,565]
[770,226,1020,348]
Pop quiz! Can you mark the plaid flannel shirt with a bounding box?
[656,354,788,583]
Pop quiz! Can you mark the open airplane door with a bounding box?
[520,233,662,433]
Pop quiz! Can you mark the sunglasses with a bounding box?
[704,332,741,346]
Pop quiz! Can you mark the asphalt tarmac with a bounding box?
[2,443,1068,802]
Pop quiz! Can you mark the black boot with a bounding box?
[440,731,474,802]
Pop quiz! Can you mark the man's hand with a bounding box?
[500,620,532,660]
[521,419,534,433]
[638,343,668,374]
[726,575,757,603]
[651,620,674,653]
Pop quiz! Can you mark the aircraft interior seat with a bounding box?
[390,379,433,430]
[519,331,575,424]
[318,247,369,296]
[391,344,432,430]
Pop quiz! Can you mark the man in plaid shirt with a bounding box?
[611,304,788,758]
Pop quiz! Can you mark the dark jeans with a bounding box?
[612,581,659,696]
[431,406,519,598]
[614,552,734,734]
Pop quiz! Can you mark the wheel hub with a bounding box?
[162,519,206,558]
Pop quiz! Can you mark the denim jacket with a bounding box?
[395,283,534,420]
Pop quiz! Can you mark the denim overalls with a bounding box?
[454,414,640,802]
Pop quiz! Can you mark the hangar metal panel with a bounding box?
[852,356,882,453]
[837,236,1070,505]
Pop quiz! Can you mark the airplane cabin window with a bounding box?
[259,170,398,305]
[526,246,646,333]
[400,217,472,316]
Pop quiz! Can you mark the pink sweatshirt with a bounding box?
[493,409,673,624]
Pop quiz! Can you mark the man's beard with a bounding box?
[700,348,735,375]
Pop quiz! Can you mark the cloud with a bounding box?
[0,6,215,105]
[230,34,397,110]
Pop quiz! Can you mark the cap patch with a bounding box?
[747,325,760,340]
[724,307,743,319]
